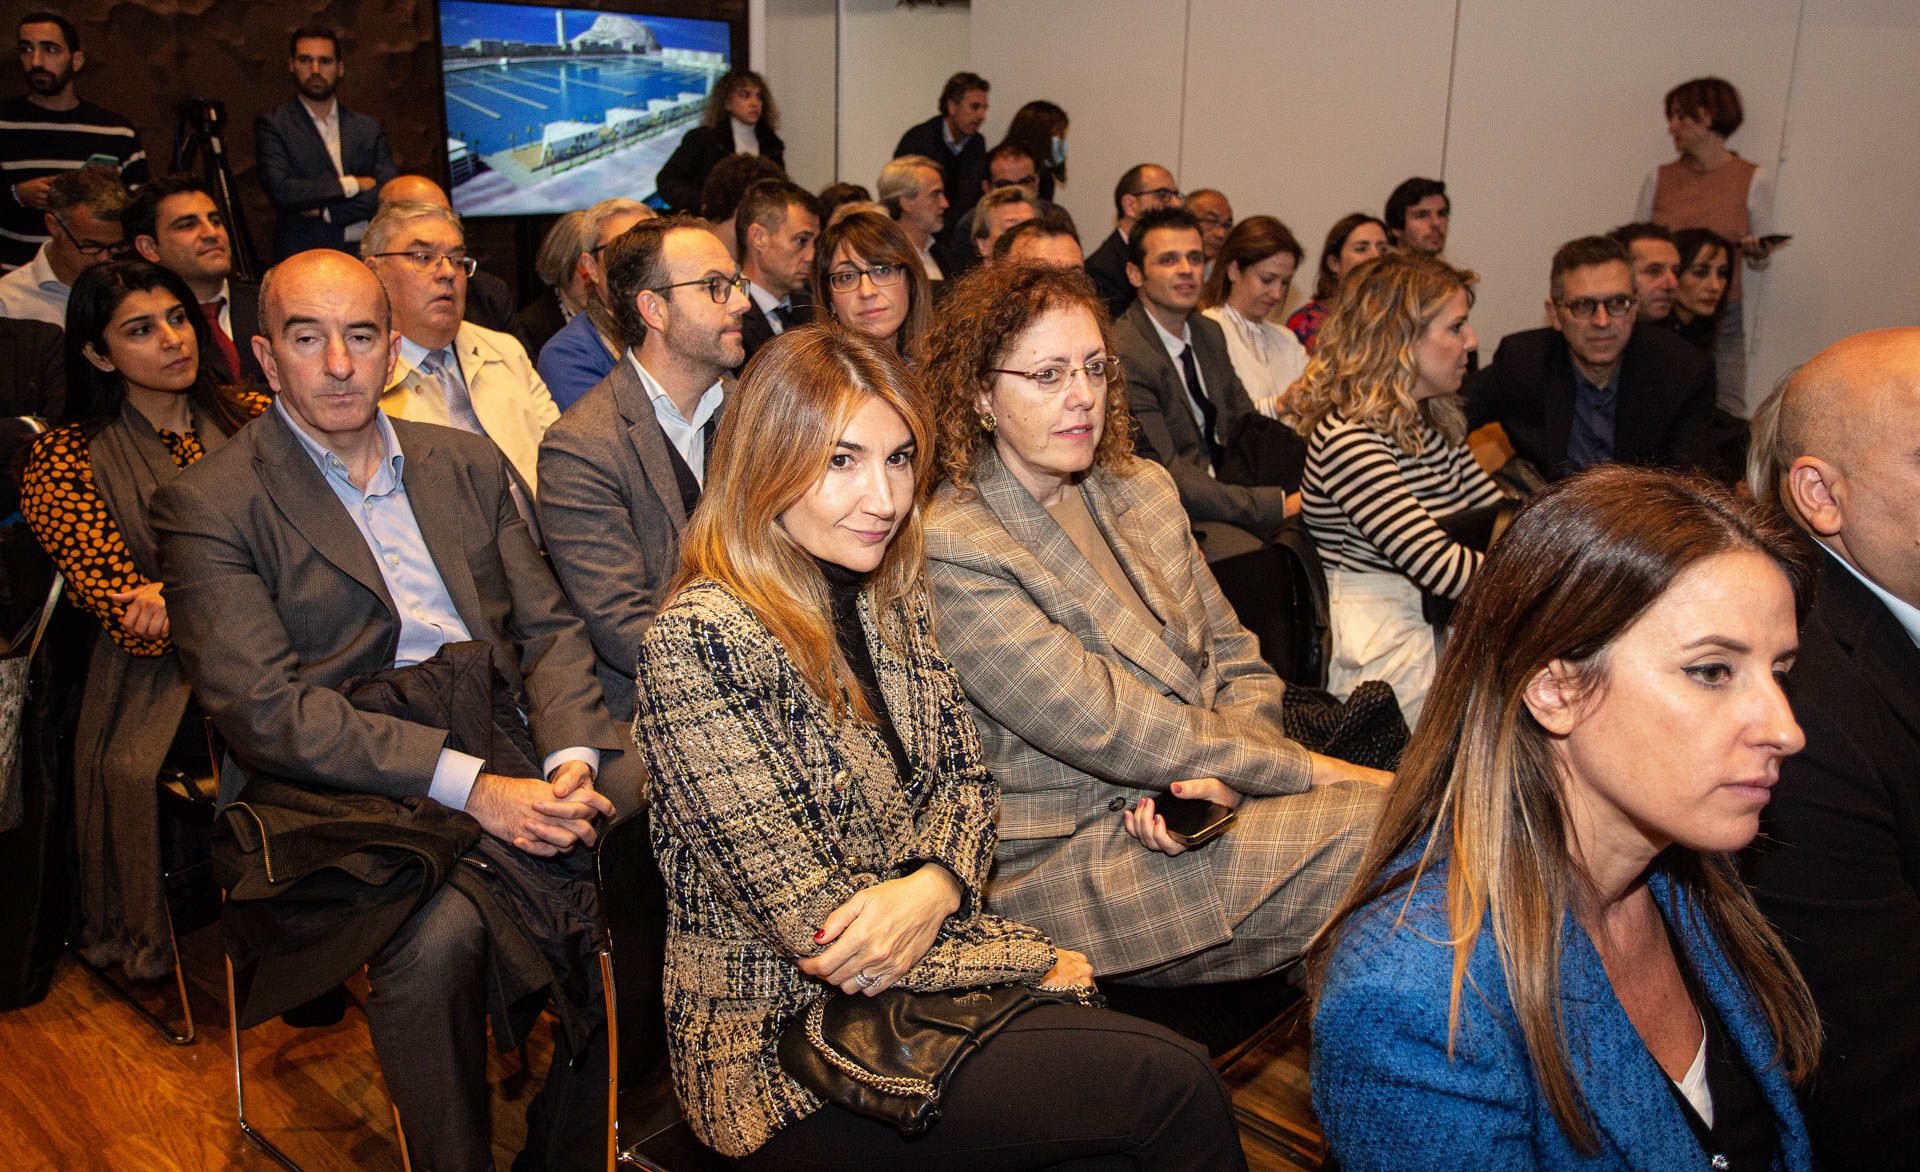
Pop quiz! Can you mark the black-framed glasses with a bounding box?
[1194,212,1234,232]
[825,263,907,294]
[1555,294,1637,321]
[1128,186,1181,204]
[990,355,1122,391]
[49,212,125,257]
[648,272,749,304]
[367,250,479,277]
[988,175,1037,190]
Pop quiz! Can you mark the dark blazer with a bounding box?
[1084,228,1134,320]
[254,97,399,259]
[537,358,728,725]
[514,289,570,359]
[1746,548,1920,1168]
[655,121,785,214]
[149,408,624,808]
[208,278,267,388]
[737,288,815,369]
[1464,325,1714,481]
[1112,299,1291,539]
[0,316,64,419]
[893,114,986,235]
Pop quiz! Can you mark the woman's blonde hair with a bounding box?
[670,325,935,724]
[1306,466,1822,1155]
[1289,251,1477,452]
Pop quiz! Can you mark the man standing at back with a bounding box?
[734,179,819,367]
[538,217,747,728]
[124,173,265,386]
[892,72,989,240]
[3,13,146,271]
[1746,328,1920,1170]
[1384,177,1450,257]
[1085,163,1183,319]
[255,26,397,260]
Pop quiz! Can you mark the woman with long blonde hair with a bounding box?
[1308,466,1819,1170]
[631,324,1245,1167]
[1295,250,1505,722]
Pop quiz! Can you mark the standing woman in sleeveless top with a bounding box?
[1634,77,1781,424]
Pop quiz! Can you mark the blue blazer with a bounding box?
[535,310,618,412]
[254,97,398,260]
[1312,859,1812,1171]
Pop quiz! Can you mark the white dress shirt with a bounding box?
[629,351,726,485]
[304,98,369,241]
[730,117,759,156]
[0,244,68,325]
[1202,304,1309,419]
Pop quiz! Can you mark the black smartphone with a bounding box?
[1140,793,1236,849]
[1759,234,1792,248]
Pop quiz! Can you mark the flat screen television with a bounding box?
[435,0,735,217]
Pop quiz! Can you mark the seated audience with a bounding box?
[1669,226,1732,356]
[1200,215,1310,418]
[631,323,1247,1167]
[0,166,126,325]
[1287,213,1389,352]
[735,179,821,366]
[255,26,396,260]
[1610,221,1681,324]
[892,71,990,237]
[1745,328,1920,1168]
[967,185,1038,264]
[1310,465,1819,1170]
[377,174,526,346]
[515,208,589,356]
[1296,252,1503,720]
[993,209,1083,268]
[123,173,264,387]
[0,316,65,420]
[1185,188,1233,277]
[995,99,1069,203]
[363,201,557,524]
[1468,235,1713,481]
[920,262,1386,983]
[656,69,783,214]
[150,249,625,1171]
[1085,163,1183,319]
[1384,176,1450,257]
[539,216,746,728]
[876,155,947,280]
[812,211,931,359]
[537,196,653,410]
[700,153,787,261]
[1114,207,1289,560]
[18,260,266,982]
[815,181,871,224]
[940,141,1053,278]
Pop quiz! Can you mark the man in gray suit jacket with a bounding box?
[254,27,397,260]
[539,216,748,726]
[150,251,622,1169]
[1113,207,1294,560]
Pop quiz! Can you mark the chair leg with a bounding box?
[71,886,196,1046]
[391,1101,413,1172]
[226,951,303,1172]
[600,950,619,1172]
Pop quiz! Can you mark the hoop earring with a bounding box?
[978,411,997,432]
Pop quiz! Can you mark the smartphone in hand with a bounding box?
[1141,793,1236,849]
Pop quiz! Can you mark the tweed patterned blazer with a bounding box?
[924,451,1314,975]
[631,578,1056,1158]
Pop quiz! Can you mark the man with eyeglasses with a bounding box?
[255,25,397,261]
[538,216,747,729]
[0,165,125,325]
[1085,163,1183,320]
[124,172,265,386]
[3,12,147,272]
[1466,234,1713,481]
[734,178,820,368]
[538,197,654,411]
[940,142,1054,279]
[1186,189,1234,279]
[363,200,558,531]
[378,174,528,350]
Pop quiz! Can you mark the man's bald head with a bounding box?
[260,248,391,333]
[379,174,450,209]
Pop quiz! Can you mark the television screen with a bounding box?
[437,1,733,217]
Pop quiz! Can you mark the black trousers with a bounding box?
[738,1003,1247,1171]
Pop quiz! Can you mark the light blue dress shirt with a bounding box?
[628,352,725,486]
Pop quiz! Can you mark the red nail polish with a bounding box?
[814,929,826,943]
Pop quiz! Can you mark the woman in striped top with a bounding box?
[1294,252,1504,724]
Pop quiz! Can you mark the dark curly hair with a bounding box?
[701,69,778,133]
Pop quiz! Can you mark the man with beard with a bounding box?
[3,13,147,271]
[254,26,396,261]
[124,172,265,386]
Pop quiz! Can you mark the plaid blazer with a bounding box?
[925,450,1314,976]
[631,579,1056,1157]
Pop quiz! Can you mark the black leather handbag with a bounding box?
[778,982,1101,1136]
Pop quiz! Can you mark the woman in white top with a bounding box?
[1199,216,1311,420]
[1293,253,1504,724]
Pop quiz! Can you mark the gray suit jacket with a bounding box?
[150,407,625,808]
[537,358,727,725]
[1113,299,1291,538]
[925,450,1313,974]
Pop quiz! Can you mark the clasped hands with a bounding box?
[798,864,963,997]
[468,759,613,858]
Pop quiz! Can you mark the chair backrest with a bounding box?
[1208,517,1330,688]
[595,805,670,1077]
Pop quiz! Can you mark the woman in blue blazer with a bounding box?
[1309,466,1821,1171]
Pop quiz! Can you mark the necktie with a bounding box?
[423,348,543,545]
[199,299,241,384]
[769,302,791,332]
[1179,343,1224,470]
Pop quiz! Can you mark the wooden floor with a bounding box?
[0,923,1326,1171]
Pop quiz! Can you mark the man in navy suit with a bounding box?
[254,26,397,261]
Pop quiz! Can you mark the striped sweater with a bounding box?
[1302,410,1504,600]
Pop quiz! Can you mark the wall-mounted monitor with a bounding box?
[436,0,734,217]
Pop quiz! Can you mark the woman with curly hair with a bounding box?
[1294,251,1505,722]
[656,69,785,213]
[920,262,1386,987]
[811,210,932,359]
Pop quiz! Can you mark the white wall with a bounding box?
[836,0,973,193]
[751,0,839,192]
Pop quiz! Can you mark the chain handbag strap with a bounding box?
[800,997,941,1100]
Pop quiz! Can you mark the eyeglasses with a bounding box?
[649,272,748,304]
[1194,213,1233,231]
[49,212,125,257]
[367,250,479,277]
[825,263,907,294]
[990,355,1122,391]
[1128,187,1181,204]
[1555,294,1637,321]
[988,176,1037,190]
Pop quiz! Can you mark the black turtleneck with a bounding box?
[818,557,911,780]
